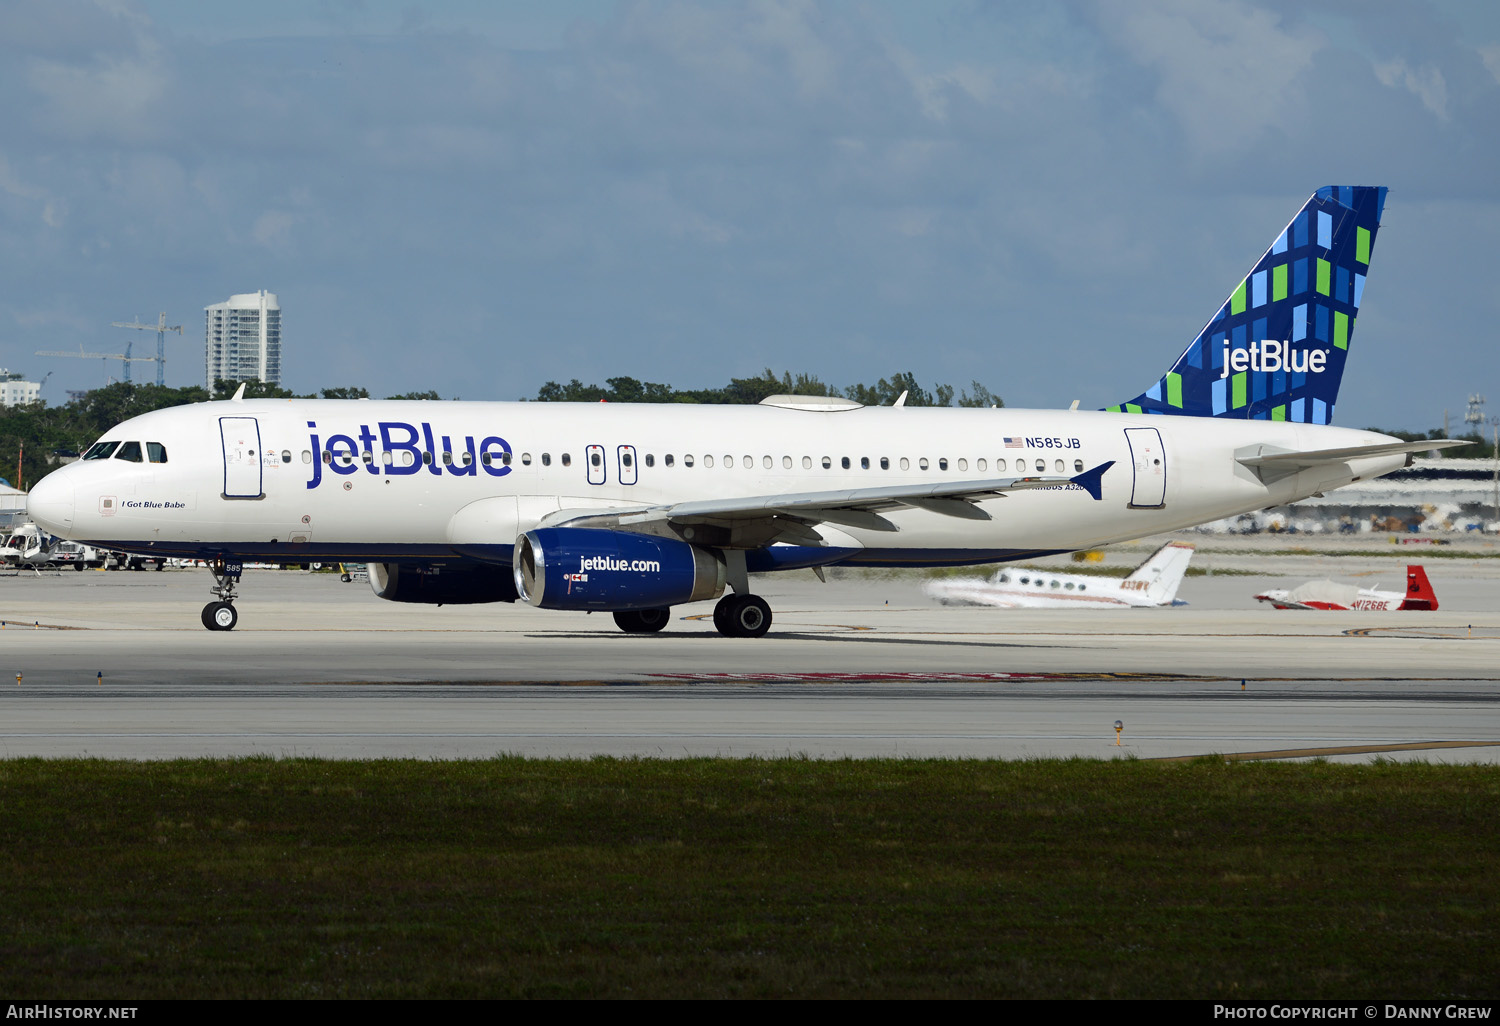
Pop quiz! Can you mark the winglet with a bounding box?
[1070,460,1114,501]
[231,382,247,403]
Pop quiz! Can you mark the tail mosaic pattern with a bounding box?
[1110,186,1387,424]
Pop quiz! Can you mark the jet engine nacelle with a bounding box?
[369,562,519,604]
[514,527,725,611]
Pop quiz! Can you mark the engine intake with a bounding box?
[514,528,725,611]
[369,562,519,604]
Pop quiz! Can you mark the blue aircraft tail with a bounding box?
[1109,186,1387,424]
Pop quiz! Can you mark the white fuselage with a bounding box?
[28,399,1407,568]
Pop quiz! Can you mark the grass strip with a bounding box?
[1,757,1496,999]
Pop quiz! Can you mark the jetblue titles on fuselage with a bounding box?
[304,420,513,489]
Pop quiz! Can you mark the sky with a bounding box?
[2,0,1497,430]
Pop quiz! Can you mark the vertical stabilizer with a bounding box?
[1110,186,1387,424]
[1399,565,1438,611]
[1122,541,1195,605]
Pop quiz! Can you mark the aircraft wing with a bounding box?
[1236,439,1467,471]
[552,461,1115,535]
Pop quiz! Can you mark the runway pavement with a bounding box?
[2,557,1497,762]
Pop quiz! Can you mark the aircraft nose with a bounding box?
[27,472,75,534]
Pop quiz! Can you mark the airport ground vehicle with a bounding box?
[28,186,1462,634]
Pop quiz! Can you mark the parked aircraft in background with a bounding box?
[1253,565,1438,610]
[1,523,59,572]
[26,186,1463,635]
[925,540,1194,608]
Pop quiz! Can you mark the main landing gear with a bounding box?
[201,557,243,631]
[713,593,772,638]
[613,608,671,633]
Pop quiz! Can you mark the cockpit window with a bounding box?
[114,441,144,463]
[147,442,168,464]
[83,441,119,460]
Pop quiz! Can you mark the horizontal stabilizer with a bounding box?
[1236,439,1466,471]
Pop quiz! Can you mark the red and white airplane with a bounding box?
[1253,565,1438,611]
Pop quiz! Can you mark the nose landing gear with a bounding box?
[201,557,243,631]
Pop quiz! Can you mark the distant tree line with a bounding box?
[533,368,1003,409]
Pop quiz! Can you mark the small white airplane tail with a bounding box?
[1121,541,1195,605]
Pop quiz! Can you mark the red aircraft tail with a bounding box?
[1399,565,1438,611]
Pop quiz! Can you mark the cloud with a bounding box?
[1096,0,1323,155]
[1373,57,1449,119]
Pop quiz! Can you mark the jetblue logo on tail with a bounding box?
[1109,185,1386,424]
[1219,340,1328,378]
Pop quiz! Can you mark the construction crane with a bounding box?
[36,345,157,382]
[112,312,183,385]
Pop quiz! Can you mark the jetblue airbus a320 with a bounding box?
[27,186,1458,636]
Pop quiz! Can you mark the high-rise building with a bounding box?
[0,369,41,407]
[204,290,281,389]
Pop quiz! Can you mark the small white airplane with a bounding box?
[1253,565,1438,611]
[924,540,1194,608]
[26,186,1464,635]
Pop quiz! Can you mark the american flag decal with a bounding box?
[1004,437,1024,448]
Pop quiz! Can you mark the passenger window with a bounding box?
[880,457,889,470]
[742,455,752,469]
[423,451,432,465]
[501,452,513,466]
[1079,584,1087,592]
[115,441,143,463]
[1050,580,1060,588]
[939,458,949,471]
[1074,459,1084,473]
[645,454,655,468]
[561,453,571,467]
[919,458,929,470]
[540,453,550,467]
[860,457,869,470]
[1019,576,1029,585]
[1065,582,1075,590]
[521,453,532,465]
[481,452,492,466]
[403,451,415,467]
[684,455,694,468]
[782,456,792,469]
[998,574,1009,583]
[802,456,812,469]
[724,455,733,468]
[821,457,831,469]
[841,457,850,470]
[462,452,473,466]
[148,443,169,464]
[899,457,909,470]
[324,451,334,465]
[665,454,675,467]
[363,451,374,465]
[443,452,454,466]
[591,451,602,467]
[1035,459,1045,472]
[1055,460,1064,473]
[976,458,986,472]
[763,455,773,469]
[382,451,393,466]
[624,453,634,468]
[957,458,968,472]
[302,450,312,464]
[704,456,714,468]
[281,449,292,465]
[84,441,120,460]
